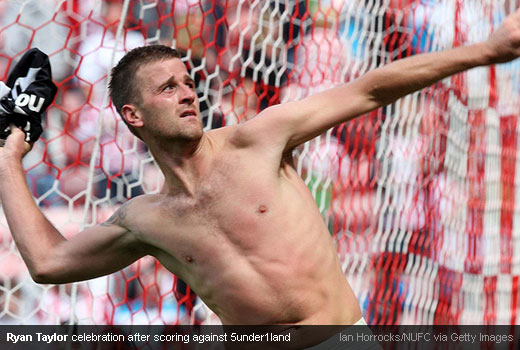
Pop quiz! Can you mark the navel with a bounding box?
[257,204,268,214]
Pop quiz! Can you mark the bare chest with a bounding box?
[142,155,288,266]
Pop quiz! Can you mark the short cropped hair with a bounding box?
[109,45,181,139]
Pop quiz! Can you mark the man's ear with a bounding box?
[121,104,144,129]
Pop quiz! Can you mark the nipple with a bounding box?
[257,204,268,214]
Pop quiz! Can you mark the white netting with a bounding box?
[0,0,519,325]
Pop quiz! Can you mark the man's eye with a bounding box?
[163,84,175,91]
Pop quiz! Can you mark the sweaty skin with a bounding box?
[2,8,520,326]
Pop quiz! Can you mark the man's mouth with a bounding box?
[180,110,197,118]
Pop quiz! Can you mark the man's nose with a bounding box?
[179,84,196,104]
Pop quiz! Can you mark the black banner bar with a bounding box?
[0,325,518,350]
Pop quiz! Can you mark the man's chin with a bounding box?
[178,128,204,142]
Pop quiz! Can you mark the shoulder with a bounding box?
[224,103,298,149]
[206,125,237,140]
[100,194,162,233]
[204,102,300,153]
[205,125,243,150]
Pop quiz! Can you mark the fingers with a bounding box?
[5,124,25,146]
[24,140,32,154]
[8,123,25,138]
[10,125,33,152]
[0,124,33,157]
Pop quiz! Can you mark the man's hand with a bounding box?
[0,125,32,161]
[486,8,520,64]
[0,48,57,146]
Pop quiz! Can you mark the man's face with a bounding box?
[134,58,202,142]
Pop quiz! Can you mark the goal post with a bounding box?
[0,0,519,325]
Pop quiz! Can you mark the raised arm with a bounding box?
[0,127,146,284]
[234,8,520,152]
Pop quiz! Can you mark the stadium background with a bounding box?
[0,0,519,325]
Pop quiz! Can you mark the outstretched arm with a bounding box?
[0,127,146,284]
[235,8,520,152]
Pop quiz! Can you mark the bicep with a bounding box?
[40,222,146,284]
[283,80,378,149]
[234,80,376,152]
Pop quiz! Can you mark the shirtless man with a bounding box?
[1,9,520,327]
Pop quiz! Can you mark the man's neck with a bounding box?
[148,133,212,197]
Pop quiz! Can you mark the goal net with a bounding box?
[0,0,519,325]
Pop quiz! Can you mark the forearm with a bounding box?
[0,156,65,280]
[361,42,494,107]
